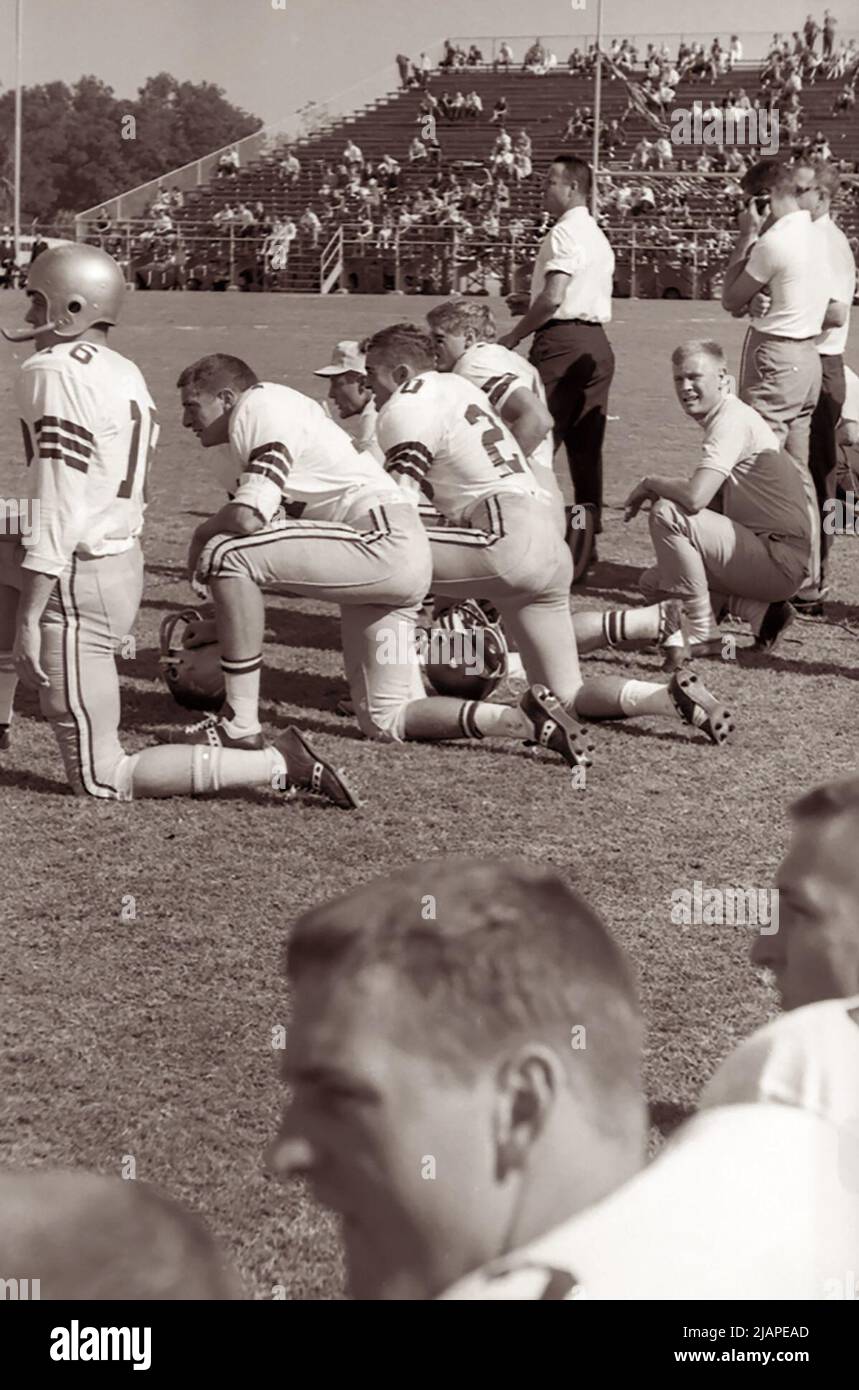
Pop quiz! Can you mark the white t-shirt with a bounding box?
[228,382,405,526]
[701,995,859,1136]
[745,209,832,339]
[439,1105,859,1300]
[375,371,541,525]
[529,206,615,323]
[16,340,157,576]
[813,215,856,356]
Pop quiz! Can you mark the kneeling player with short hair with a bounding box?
[364,324,736,750]
[0,245,354,807]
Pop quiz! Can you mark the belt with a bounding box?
[539,318,606,330]
[749,329,818,343]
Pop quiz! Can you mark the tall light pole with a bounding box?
[14,0,23,265]
[590,0,603,219]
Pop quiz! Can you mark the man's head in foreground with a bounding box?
[313,340,373,419]
[671,339,731,421]
[0,1169,239,1299]
[268,859,645,1300]
[426,300,497,371]
[363,323,436,407]
[753,778,859,1010]
[177,352,258,446]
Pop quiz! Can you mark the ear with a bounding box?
[392,363,411,387]
[492,1045,564,1179]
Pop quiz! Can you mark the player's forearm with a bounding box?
[508,290,561,345]
[193,503,263,547]
[16,569,57,630]
[643,475,701,512]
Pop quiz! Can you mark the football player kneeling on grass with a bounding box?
[0,245,353,807]
[364,323,736,750]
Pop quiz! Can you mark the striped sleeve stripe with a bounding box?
[249,441,292,468]
[35,415,95,446]
[38,432,93,465]
[244,460,290,489]
[38,448,89,473]
[483,373,519,409]
[385,440,433,475]
[387,461,435,500]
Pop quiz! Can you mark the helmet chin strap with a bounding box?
[1,319,59,343]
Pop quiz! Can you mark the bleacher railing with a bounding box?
[445,31,859,63]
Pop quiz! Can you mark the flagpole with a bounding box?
[590,0,603,218]
[14,0,23,268]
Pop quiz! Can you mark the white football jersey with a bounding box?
[16,340,157,577]
[229,382,407,526]
[375,371,541,525]
[440,1105,859,1300]
[700,995,859,1131]
[453,342,557,485]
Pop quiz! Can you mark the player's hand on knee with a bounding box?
[623,479,655,523]
[13,622,50,689]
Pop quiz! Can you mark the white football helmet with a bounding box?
[3,243,125,342]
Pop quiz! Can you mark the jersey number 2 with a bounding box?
[464,402,524,476]
[118,401,157,499]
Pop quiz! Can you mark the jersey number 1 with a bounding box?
[118,400,157,499]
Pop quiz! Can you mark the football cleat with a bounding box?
[755,600,796,651]
[275,726,358,810]
[166,712,265,750]
[520,684,595,769]
[668,670,735,746]
[0,723,10,751]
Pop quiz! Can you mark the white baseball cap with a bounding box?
[313,340,367,376]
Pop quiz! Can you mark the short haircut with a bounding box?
[671,340,726,368]
[740,157,801,199]
[176,353,258,396]
[551,155,592,198]
[791,777,859,823]
[287,859,643,1132]
[0,1170,239,1300]
[426,300,497,341]
[363,323,435,373]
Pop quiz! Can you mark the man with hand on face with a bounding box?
[621,340,818,665]
[313,339,382,461]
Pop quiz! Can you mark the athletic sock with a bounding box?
[600,604,662,646]
[618,680,675,719]
[729,596,768,635]
[0,651,17,725]
[220,653,262,733]
[684,593,721,643]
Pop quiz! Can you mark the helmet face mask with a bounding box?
[421,599,509,700]
[159,610,225,713]
[3,244,125,343]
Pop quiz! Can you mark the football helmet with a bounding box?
[3,243,125,342]
[422,599,509,700]
[159,609,225,713]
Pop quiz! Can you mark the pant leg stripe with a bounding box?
[58,560,117,797]
[207,520,385,574]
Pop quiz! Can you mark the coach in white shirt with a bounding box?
[722,158,844,468]
[313,338,382,461]
[500,155,615,551]
[797,160,856,603]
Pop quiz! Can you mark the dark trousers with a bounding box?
[529,321,615,532]
[808,353,846,575]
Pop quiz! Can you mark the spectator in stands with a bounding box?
[804,14,818,50]
[632,136,653,170]
[811,130,833,160]
[490,96,508,124]
[832,82,855,114]
[465,91,483,118]
[343,139,363,171]
[440,39,456,68]
[823,10,837,58]
[523,38,547,73]
[450,91,466,120]
[217,148,239,178]
[729,35,743,69]
[653,136,674,171]
[279,149,301,185]
[512,149,533,182]
[515,129,533,158]
[467,44,483,66]
[408,135,428,163]
[396,53,411,88]
[495,41,514,74]
[299,206,322,248]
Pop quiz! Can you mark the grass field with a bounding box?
[1,290,857,1300]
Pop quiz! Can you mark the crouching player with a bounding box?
[0,245,354,806]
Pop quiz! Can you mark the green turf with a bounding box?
[1,291,857,1299]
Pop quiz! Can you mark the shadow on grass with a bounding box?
[0,767,69,795]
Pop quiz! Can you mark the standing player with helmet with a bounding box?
[365,324,736,751]
[0,245,356,807]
